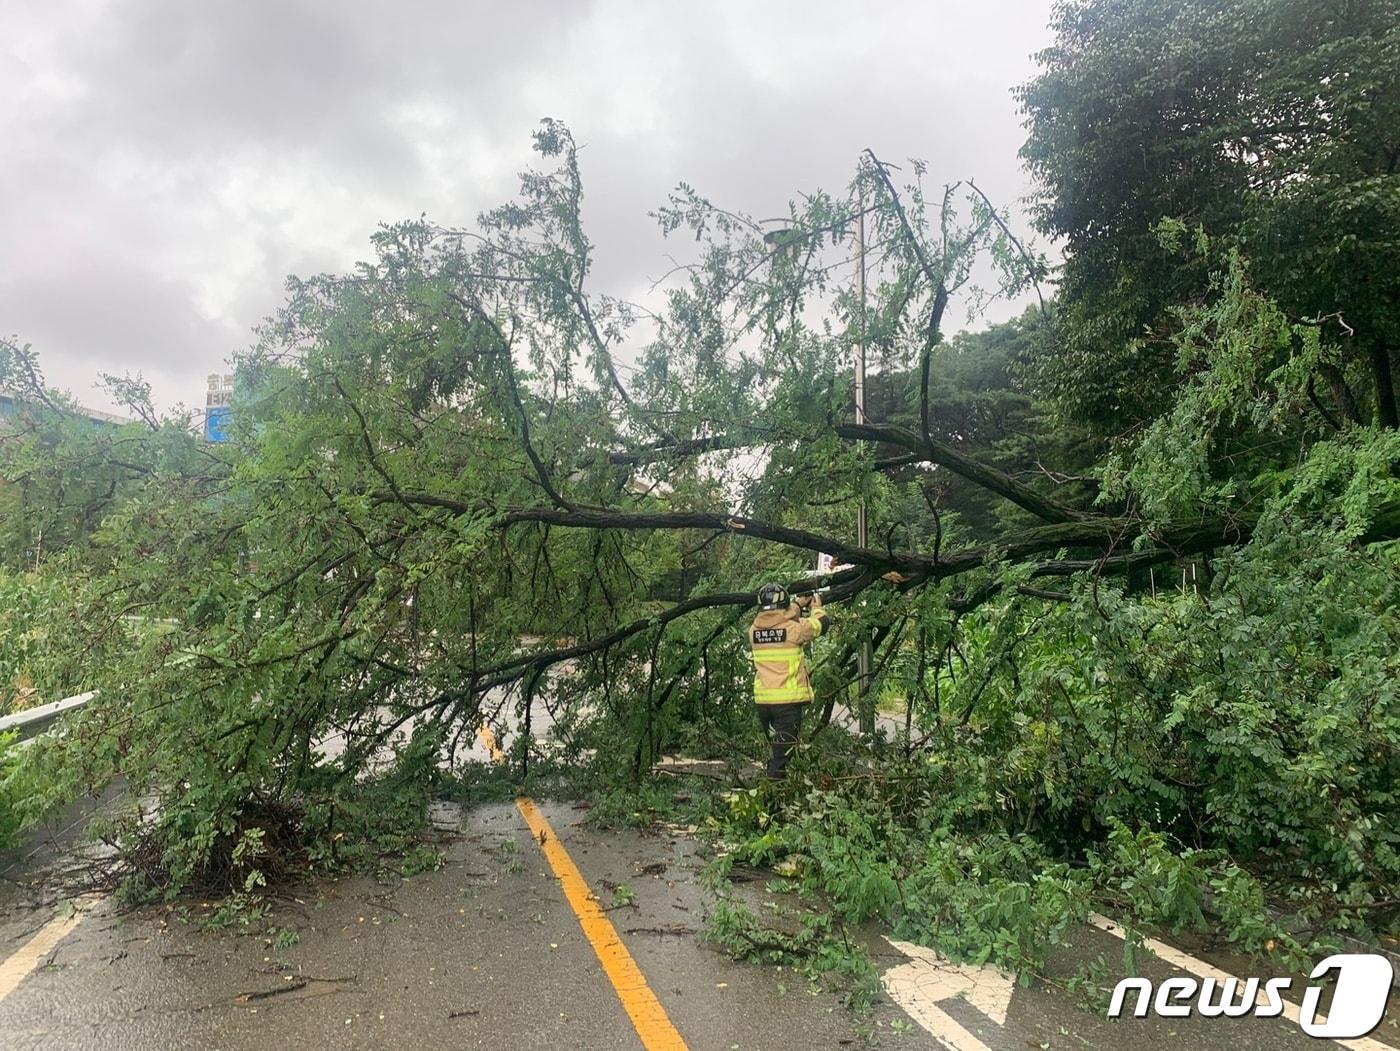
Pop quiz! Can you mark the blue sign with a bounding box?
[205,405,232,442]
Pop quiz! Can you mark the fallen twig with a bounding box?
[234,979,307,1003]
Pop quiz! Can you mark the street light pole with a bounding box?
[854,197,874,735]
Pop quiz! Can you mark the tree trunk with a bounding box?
[1370,342,1399,429]
[1321,363,1363,425]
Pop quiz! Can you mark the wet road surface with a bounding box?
[2,792,1398,1050]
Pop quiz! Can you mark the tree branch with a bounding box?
[602,419,1088,524]
[835,421,1087,523]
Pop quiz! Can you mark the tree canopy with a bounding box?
[3,2,1398,974]
[1019,0,1400,429]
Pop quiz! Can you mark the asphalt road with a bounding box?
[0,799,907,1049]
[3,788,1398,1050]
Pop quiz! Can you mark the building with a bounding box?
[204,373,234,442]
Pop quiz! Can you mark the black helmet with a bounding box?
[757,582,789,610]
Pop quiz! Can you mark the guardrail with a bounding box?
[0,692,96,743]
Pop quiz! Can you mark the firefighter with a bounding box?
[749,581,828,779]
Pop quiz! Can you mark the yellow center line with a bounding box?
[478,725,505,762]
[478,726,688,1050]
[0,900,93,1003]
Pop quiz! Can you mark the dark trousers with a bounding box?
[755,702,804,779]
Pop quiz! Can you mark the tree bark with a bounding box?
[1321,363,1363,425]
[1370,343,1399,429]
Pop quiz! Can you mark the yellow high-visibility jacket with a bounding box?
[749,603,827,704]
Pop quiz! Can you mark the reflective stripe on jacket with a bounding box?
[749,603,826,704]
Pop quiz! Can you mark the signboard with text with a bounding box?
[204,373,234,442]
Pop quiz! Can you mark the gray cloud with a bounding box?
[1,0,1055,413]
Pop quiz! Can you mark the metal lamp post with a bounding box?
[854,198,874,735]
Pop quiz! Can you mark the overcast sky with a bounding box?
[2,0,1056,414]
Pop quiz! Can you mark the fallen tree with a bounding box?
[3,120,1397,961]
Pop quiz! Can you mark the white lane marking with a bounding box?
[0,899,96,1002]
[886,939,1013,1024]
[881,937,1015,1051]
[1089,914,1393,1051]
